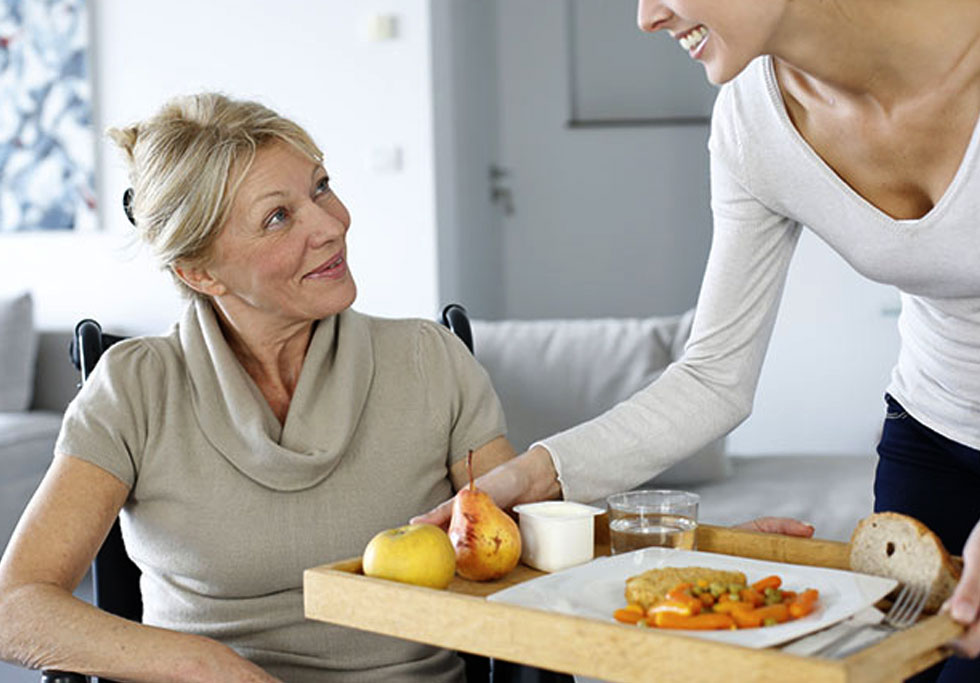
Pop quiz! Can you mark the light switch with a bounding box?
[366,14,399,42]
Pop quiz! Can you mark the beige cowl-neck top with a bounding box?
[56,299,505,682]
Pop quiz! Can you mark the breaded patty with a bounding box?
[625,566,747,610]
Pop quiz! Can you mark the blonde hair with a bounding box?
[107,93,323,298]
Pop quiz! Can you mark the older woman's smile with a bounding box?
[304,251,348,280]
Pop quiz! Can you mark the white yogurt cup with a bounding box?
[512,501,604,573]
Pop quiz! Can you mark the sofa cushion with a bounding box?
[0,291,37,412]
[472,310,730,486]
[32,331,79,413]
[0,410,61,546]
[0,411,63,450]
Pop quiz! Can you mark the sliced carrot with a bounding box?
[652,612,736,630]
[751,603,790,624]
[648,599,700,617]
[666,582,694,600]
[740,587,766,607]
[798,588,820,605]
[788,602,812,619]
[698,592,716,608]
[614,605,645,624]
[781,590,798,603]
[731,609,763,629]
[751,575,782,592]
[712,600,754,615]
[788,588,820,618]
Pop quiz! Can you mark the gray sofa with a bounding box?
[0,329,78,552]
[472,310,876,543]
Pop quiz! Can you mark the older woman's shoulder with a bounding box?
[346,310,458,346]
[345,310,471,365]
[92,325,184,382]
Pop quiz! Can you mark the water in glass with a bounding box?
[609,513,697,553]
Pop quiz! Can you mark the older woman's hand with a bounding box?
[184,638,286,683]
[948,520,980,658]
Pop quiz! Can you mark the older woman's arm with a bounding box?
[447,436,518,492]
[0,455,281,683]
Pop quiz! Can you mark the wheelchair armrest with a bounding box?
[40,670,89,683]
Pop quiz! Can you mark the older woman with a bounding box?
[0,93,514,682]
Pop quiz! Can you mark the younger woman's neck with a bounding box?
[773,0,980,106]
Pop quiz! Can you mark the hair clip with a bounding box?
[122,187,136,226]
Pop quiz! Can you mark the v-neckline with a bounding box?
[763,56,980,226]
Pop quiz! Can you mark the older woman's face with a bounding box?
[636,0,786,84]
[203,141,356,326]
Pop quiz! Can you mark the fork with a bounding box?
[815,583,930,658]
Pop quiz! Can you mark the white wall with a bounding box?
[1,0,440,335]
[727,231,902,456]
[430,0,504,319]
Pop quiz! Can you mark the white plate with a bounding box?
[488,547,897,649]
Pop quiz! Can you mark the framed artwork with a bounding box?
[0,0,96,231]
[566,0,717,127]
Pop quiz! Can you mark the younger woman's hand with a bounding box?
[947,520,980,658]
[411,446,561,528]
[735,517,815,537]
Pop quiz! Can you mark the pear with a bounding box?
[448,450,522,581]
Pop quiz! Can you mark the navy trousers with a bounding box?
[873,394,980,683]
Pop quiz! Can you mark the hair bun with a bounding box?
[106,124,140,161]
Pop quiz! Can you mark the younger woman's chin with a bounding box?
[703,55,756,86]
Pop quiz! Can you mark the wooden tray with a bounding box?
[304,522,963,683]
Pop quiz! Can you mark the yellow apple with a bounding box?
[362,523,456,589]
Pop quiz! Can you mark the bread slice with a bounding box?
[849,512,961,613]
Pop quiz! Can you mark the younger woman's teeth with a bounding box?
[679,26,709,51]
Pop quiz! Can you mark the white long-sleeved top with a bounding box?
[541,56,980,503]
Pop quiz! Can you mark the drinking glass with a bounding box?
[606,489,699,554]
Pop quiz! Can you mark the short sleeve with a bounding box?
[54,339,160,488]
[416,321,507,466]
